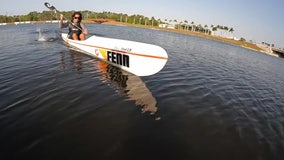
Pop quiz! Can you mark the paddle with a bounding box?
[44,2,108,37]
[44,2,59,14]
[44,2,83,32]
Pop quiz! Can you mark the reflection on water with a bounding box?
[96,61,158,116]
[63,51,159,119]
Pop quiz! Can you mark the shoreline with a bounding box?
[86,20,278,58]
[3,20,279,57]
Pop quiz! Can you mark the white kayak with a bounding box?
[61,33,168,76]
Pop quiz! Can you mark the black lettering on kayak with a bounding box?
[107,51,130,67]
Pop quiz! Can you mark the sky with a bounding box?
[1,0,283,48]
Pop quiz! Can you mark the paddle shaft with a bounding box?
[44,2,84,32]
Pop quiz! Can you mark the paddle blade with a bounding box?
[44,2,58,13]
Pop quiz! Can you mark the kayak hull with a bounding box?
[61,33,168,76]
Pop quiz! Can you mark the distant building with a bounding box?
[45,20,61,23]
[14,21,32,25]
[226,36,240,41]
[159,23,175,29]
[159,24,167,28]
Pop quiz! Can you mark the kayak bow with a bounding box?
[61,33,168,76]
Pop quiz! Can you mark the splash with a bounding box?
[37,28,57,42]
[37,28,47,41]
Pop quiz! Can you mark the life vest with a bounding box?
[68,22,82,39]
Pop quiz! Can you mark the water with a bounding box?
[1,23,284,160]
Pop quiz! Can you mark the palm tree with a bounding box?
[151,17,155,26]
[184,20,188,30]
[204,24,208,34]
[133,16,136,24]
[197,24,202,32]
[179,21,183,30]
[173,19,177,29]
[223,26,229,37]
[144,17,148,26]
[216,25,223,36]
[229,27,234,37]
[157,19,161,26]
[120,14,122,22]
[191,21,195,31]
[212,25,218,36]
[210,24,215,35]
[229,27,234,32]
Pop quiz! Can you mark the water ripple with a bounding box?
[1,24,284,159]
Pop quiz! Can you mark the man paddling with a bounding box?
[59,12,88,40]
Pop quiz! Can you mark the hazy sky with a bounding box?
[1,0,283,47]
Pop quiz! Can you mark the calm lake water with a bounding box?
[1,23,284,160]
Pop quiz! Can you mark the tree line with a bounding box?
[0,11,161,25]
[1,10,236,38]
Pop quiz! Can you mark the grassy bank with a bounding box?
[84,19,264,53]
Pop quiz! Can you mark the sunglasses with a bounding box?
[73,16,81,19]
